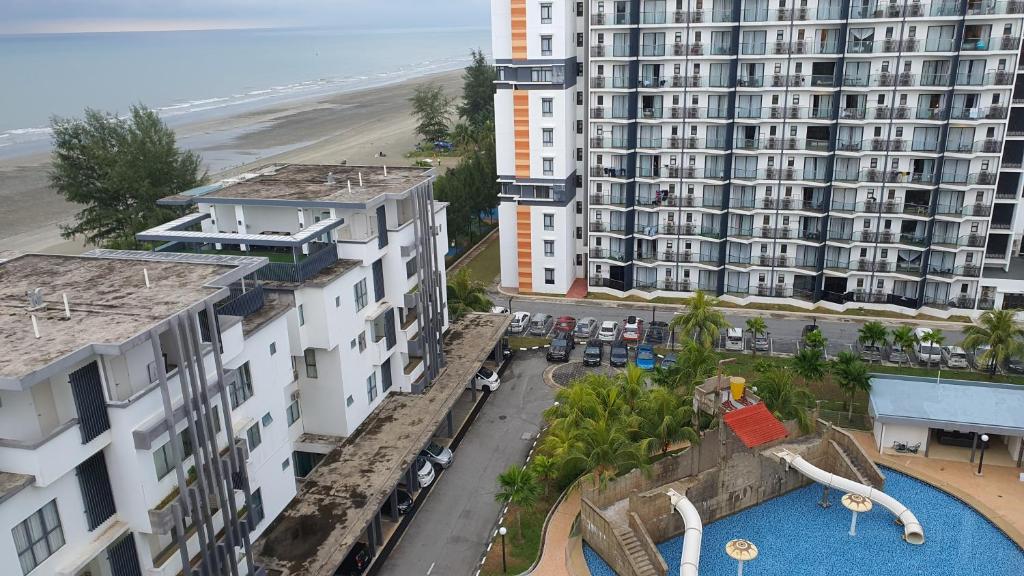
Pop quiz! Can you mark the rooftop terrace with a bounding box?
[255,312,511,576]
[0,251,260,388]
[160,164,434,207]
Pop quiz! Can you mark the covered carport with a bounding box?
[869,375,1024,468]
[254,313,511,576]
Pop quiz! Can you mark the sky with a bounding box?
[0,0,491,34]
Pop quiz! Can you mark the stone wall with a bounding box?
[580,496,640,576]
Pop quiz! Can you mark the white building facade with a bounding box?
[492,0,1024,315]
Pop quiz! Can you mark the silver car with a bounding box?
[529,313,554,335]
[573,317,598,342]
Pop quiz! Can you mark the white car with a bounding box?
[415,456,436,488]
[598,320,620,342]
[473,367,501,391]
[490,306,510,314]
[421,441,454,468]
[724,327,744,351]
[509,311,531,333]
[942,346,968,369]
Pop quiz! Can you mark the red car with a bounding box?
[621,316,644,344]
[553,316,577,334]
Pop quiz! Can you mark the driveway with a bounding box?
[376,351,555,576]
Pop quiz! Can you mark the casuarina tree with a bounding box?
[50,105,203,249]
[458,49,497,132]
[409,83,454,143]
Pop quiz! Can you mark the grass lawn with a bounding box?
[509,335,551,349]
[481,491,557,576]
[460,235,502,285]
[204,248,298,264]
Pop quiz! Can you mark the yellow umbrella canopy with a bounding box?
[725,539,759,561]
[841,493,874,513]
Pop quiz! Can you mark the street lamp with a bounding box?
[498,526,508,573]
[507,296,514,314]
[977,433,990,476]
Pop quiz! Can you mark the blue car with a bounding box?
[635,344,656,371]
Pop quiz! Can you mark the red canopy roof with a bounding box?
[722,402,789,448]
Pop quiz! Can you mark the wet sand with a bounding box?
[0,69,462,257]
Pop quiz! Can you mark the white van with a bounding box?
[914,328,942,364]
[941,346,968,369]
[725,327,745,351]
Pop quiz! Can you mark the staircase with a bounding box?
[830,439,873,487]
[613,527,661,576]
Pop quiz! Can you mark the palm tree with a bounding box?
[858,321,888,352]
[637,387,698,454]
[446,268,492,321]
[753,366,816,433]
[652,341,718,392]
[668,290,729,348]
[792,345,827,388]
[561,417,652,487]
[833,351,871,421]
[962,308,1024,375]
[803,329,827,351]
[529,455,558,496]
[920,329,946,369]
[890,326,918,365]
[495,464,542,538]
[746,316,768,356]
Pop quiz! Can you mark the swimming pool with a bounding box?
[584,468,1024,576]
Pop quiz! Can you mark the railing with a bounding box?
[589,276,626,290]
[952,105,1008,120]
[589,249,628,262]
[674,42,705,56]
[733,167,827,182]
[590,137,629,150]
[846,39,919,54]
[859,169,936,185]
[589,193,628,207]
[967,0,1024,15]
[637,194,722,209]
[932,233,987,247]
[589,221,628,234]
[758,197,826,212]
[843,72,919,87]
[736,137,830,151]
[215,284,265,317]
[955,71,1014,86]
[663,167,728,180]
[591,13,632,25]
[590,165,629,178]
[590,76,633,89]
[640,10,667,24]
[962,36,1021,52]
[851,0,966,18]
[928,265,983,278]
[945,139,1002,154]
[923,295,978,310]
[252,243,337,284]
[634,222,661,236]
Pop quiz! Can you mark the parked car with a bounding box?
[610,341,630,367]
[914,327,942,365]
[661,353,678,369]
[889,346,910,364]
[635,344,657,370]
[645,320,669,345]
[509,311,531,334]
[546,335,575,362]
[598,320,620,342]
[1006,357,1024,374]
[622,316,644,344]
[554,315,578,335]
[415,456,435,488]
[936,429,988,448]
[336,542,372,575]
[752,332,770,352]
[574,317,598,342]
[583,339,604,366]
[529,313,554,335]
[473,367,501,391]
[381,489,414,516]
[859,344,885,363]
[420,441,453,468]
[490,306,510,314]
[941,345,969,369]
[724,327,745,351]
[969,344,993,371]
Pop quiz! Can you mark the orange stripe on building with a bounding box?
[516,205,532,292]
[510,0,527,59]
[513,92,530,179]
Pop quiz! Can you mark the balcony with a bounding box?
[849,1,955,18]
[843,72,919,88]
[673,10,705,23]
[852,230,928,246]
[590,136,629,150]
[955,71,1014,86]
[589,193,628,207]
[661,280,699,292]
[590,76,633,89]
[759,197,826,212]
[637,194,722,209]
[967,0,1024,15]
[640,10,668,24]
[589,221,628,234]
[590,165,628,179]
[846,39,919,54]
[950,105,1009,120]
[251,243,338,284]
[589,276,624,290]
[664,167,727,181]
[872,105,911,120]
[591,13,633,25]
[962,36,1021,52]
[674,42,704,56]
[589,248,628,262]
[929,265,983,278]
[923,295,978,310]
[0,419,108,487]
[860,169,936,185]
[932,233,987,248]
[945,139,1002,154]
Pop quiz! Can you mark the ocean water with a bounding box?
[0,26,490,159]
[584,467,1024,576]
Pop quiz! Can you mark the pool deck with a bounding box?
[850,430,1024,548]
[528,490,584,576]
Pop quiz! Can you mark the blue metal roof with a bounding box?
[869,375,1024,434]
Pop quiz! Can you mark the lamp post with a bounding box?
[498,526,508,573]
[507,296,513,314]
[977,433,990,476]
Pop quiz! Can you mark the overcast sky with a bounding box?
[0,0,491,34]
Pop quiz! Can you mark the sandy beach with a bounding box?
[0,69,463,257]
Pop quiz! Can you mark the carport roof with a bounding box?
[254,312,511,576]
[869,375,1024,435]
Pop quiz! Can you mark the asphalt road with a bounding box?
[375,352,555,576]
[497,295,967,354]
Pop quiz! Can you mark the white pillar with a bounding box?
[849,511,859,536]
[234,205,248,251]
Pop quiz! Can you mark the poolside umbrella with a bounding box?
[725,539,758,576]
[842,493,873,536]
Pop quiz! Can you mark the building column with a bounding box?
[388,490,400,522]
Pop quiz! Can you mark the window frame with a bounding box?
[541,35,553,56]
[367,372,379,403]
[544,268,555,285]
[544,240,555,257]
[304,349,318,379]
[542,98,553,116]
[230,363,255,408]
[286,400,301,426]
[354,278,369,311]
[246,423,262,451]
[543,213,555,230]
[540,2,553,23]
[13,500,65,575]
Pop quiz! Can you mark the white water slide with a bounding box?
[666,489,702,576]
[775,449,925,544]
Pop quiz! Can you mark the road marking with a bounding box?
[427,562,435,575]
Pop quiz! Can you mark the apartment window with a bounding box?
[577,32,584,47]
[577,148,583,162]
[540,3,553,23]
[231,362,255,408]
[304,349,318,379]
[335,295,341,308]
[542,128,554,146]
[541,35,553,56]
[576,91,583,106]
[531,67,553,82]
[246,423,262,451]
[213,406,222,433]
[269,342,277,356]
[287,400,301,426]
[544,268,555,285]
[346,395,354,407]
[297,304,305,326]
[153,430,194,480]
[282,458,291,470]
[367,373,379,403]
[576,201,583,214]
[543,158,554,175]
[543,214,555,230]
[358,331,367,351]
[544,240,555,257]
[354,278,368,310]
[261,412,273,427]
[576,254,583,266]
[542,98,553,116]
[13,501,64,575]
[576,226,583,239]
[251,489,265,525]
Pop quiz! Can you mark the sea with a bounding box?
[0,26,491,161]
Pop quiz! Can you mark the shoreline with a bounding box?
[0,68,463,257]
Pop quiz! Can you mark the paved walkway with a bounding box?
[849,430,1024,546]
[566,278,588,299]
[527,490,581,576]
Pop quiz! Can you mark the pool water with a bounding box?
[584,468,1024,576]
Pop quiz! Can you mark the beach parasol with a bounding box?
[725,539,758,576]
[842,492,873,536]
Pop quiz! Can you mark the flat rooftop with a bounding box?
[0,252,257,388]
[0,472,33,505]
[983,257,1024,282]
[160,164,434,207]
[255,313,511,576]
[869,375,1024,434]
